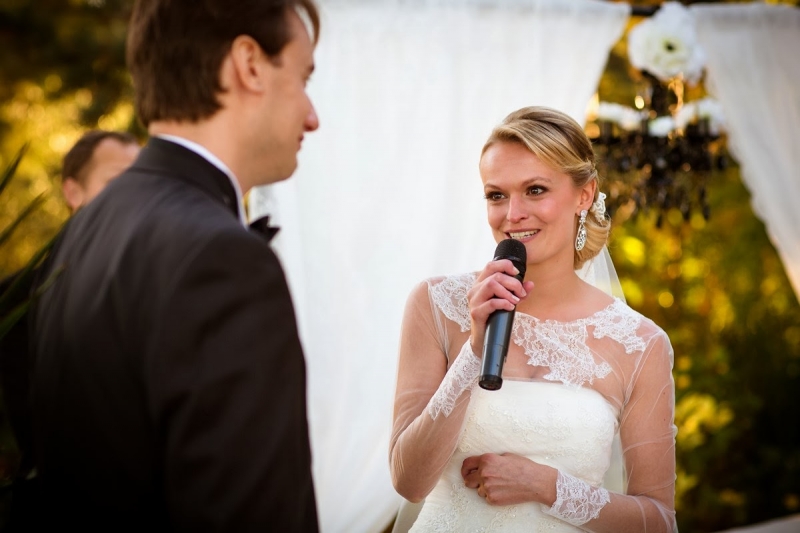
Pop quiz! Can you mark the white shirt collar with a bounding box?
[155,134,247,227]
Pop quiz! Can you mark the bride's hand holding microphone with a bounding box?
[466,258,533,358]
[467,239,533,390]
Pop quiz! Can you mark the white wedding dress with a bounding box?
[411,381,616,532]
[391,273,677,532]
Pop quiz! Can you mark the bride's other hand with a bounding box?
[461,453,557,507]
[467,259,534,356]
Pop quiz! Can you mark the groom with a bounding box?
[31,0,320,530]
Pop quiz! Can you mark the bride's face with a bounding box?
[479,141,593,267]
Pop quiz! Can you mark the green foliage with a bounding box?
[0,0,134,126]
[610,165,800,531]
[0,145,36,333]
[0,143,26,199]
[0,149,30,505]
[599,21,800,528]
[0,147,64,528]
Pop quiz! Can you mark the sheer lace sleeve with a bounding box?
[545,321,677,532]
[389,278,478,502]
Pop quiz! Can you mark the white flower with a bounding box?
[674,102,697,130]
[592,192,607,223]
[627,2,706,85]
[596,102,625,122]
[619,108,645,132]
[596,102,643,131]
[695,97,726,134]
[648,116,675,137]
[672,98,726,135]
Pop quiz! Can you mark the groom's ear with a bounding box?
[227,35,272,95]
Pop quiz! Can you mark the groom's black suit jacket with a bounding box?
[31,138,318,531]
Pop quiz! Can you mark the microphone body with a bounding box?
[479,239,527,391]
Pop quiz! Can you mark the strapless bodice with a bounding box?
[410,380,617,532]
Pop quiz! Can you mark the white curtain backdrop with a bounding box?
[690,3,800,298]
[250,1,629,531]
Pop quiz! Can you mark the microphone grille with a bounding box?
[494,238,527,276]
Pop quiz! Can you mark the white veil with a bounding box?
[576,192,628,493]
[578,247,628,492]
[576,245,626,303]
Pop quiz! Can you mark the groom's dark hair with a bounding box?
[126,0,320,127]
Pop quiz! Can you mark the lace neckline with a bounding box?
[427,272,625,331]
[514,297,622,326]
[427,273,648,387]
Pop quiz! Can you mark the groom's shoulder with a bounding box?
[111,169,244,237]
[78,170,265,274]
[139,198,261,266]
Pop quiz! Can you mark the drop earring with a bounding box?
[575,210,588,251]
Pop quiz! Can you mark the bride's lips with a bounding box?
[507,230,539,242]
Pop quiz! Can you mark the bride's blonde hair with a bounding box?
[481,106,610,269]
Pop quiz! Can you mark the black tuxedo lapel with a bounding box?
[135,137,242,221]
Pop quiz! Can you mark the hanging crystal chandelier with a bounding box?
[585,2,729,227]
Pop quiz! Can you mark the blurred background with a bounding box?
[1,1,799,532]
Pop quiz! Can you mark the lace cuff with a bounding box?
[544,471,611,526]
[426,341,481,420]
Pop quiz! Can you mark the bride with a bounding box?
[390,106,677,532]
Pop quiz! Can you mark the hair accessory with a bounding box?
[592,192,607,223]
[575,210,588,251]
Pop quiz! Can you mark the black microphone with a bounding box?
[479,239,527,391]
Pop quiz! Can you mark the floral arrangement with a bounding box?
[627,2,706,86]
[596,102,643,132]
[587,3,731,225]
[590,2,726,138]
[673,97,726,135]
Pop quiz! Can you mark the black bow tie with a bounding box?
[249,215,280,242]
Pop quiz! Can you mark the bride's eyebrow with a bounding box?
[521,176,553,186]
[483,175,554,190]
